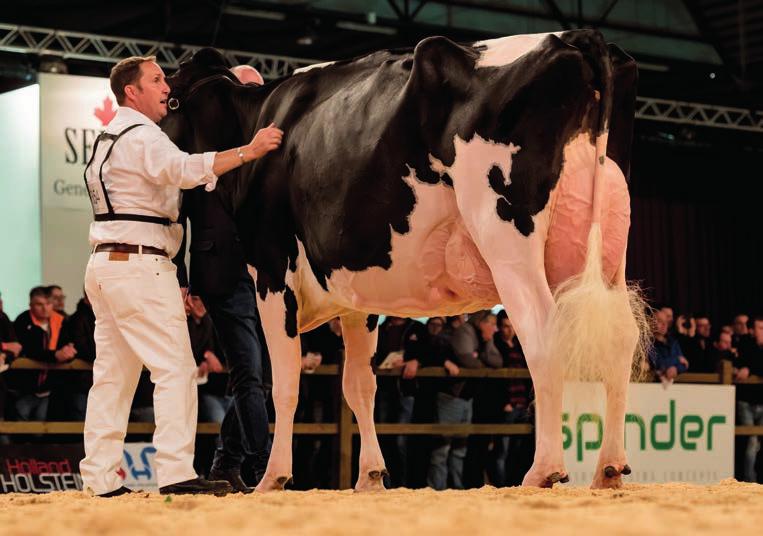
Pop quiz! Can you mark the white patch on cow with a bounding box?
[293,60,337,74]
[324,165,498,317]
[446,133,553,241]
[474,32,561,68]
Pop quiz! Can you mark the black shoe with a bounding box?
[97,486,133,498]
[159,477,233,496]
[209,467,254,494]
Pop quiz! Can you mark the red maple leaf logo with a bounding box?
[94,96,117,126]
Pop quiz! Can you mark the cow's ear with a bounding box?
[410,36,478,94]
[192,47,231,69]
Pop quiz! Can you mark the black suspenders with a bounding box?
[84,123,173,226]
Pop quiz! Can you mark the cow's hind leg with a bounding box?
[491,262,567,488]
[591,259,643,489]
[340,314,387,492]
[251,272,302,492]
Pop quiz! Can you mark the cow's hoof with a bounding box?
[522,468,568,488]
[591,464,630,489]
[354,468,388,493]
[545,472,570,487]
[255,474,293,492]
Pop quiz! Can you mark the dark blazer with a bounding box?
[174,185,249,299]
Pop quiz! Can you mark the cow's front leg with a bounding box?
[250,272,301,492]
[340,314,387,492]
[591,259,641,489]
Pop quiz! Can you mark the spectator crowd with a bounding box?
[1,285,762,487]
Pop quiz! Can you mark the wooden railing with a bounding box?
[2,357,762,488]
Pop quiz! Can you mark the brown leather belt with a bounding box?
[94,243,168,257]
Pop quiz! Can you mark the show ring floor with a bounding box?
[1,480,761,535]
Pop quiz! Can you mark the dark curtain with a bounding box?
[625,121,763,325]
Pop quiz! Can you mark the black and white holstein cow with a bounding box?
[162,29,648,492]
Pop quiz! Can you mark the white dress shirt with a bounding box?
[87,106,218,257]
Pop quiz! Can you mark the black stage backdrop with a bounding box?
[626,120,763,325]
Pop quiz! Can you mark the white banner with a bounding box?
[562,382,735,485]
[39,72,115,211]
[39,73,116,312]
[119,443,158,491]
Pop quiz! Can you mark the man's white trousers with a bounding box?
[80,251,198,495]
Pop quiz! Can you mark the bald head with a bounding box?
[231,65,264,86]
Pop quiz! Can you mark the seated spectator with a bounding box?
[489,310,533,486]
[679,313,717,373]
[442,314,468,339]
[732,313,751,350]
[713,331,738,363]
[10,286,76,421]
[402,316,462,489]
[658,305,675,334]
[648,309,689,381]
[186,295,230,423]
[734,316,763,483]
[47,285,68,318]
[431,311,501,490]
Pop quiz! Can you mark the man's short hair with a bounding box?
[46,284,62,293]
[29,286,51,301]
[110,55,156,105]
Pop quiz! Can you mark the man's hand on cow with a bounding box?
[402,359,419,380]
[249,123,284,159]
[678,356,689,369]
[197,361,209,378]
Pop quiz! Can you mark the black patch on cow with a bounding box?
[487,165,535,235]
[283,286,298,338]
[605,43,638,180]
[440,173,453,187]
[163,30,635,300]
[366,314,379,332]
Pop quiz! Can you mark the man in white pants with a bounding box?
[80,55,283,497]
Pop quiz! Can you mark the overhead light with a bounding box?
[39,55,67,74]
[297,35,314,46]
[709,72,716,79]
[336,21,396,35]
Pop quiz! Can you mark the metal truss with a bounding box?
[0,23,317,80]
[2,24,761,133]
[636,96,763,133]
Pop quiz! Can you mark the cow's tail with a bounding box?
[546,38,650,384]
[547,222,651,384]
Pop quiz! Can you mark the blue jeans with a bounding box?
[200,394,233,424]
[204,275,271,473]
[428,392,472,490]
[737,401,763,482]
[15,394,49,421]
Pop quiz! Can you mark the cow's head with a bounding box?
[162,48,245,154]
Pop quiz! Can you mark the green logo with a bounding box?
[562,400,726,461]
